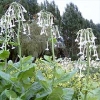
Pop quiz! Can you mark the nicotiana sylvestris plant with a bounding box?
[37,10,61,86]
[37,10,60,61]
[0,2,30,69]
[75,28,99,100]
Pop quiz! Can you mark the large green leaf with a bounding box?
[55,67,65,78]
[17,64,35,80]
[21,82,43,100]
[62,88,74,100]
[46,87,63,100]
[87,87,100,100]
[0,70,13,83]
[21,56,34,64]
[5,90,17,99]
[44,55,52,62]
[35,91,50,100]
[9,97,22,100]
[36,70,52,90]
[54,68,77,86]
[35,71,52,100]
[0,50,10,60]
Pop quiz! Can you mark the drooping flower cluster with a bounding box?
[37,10,61,51]
[75,28,99,60]
[37,10,54,27]
[0,2,30,50]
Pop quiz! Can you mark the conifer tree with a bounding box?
[62,3,84,59]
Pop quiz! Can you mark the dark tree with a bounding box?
[62,3,84,59]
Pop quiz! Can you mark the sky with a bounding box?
[37,0,100,24]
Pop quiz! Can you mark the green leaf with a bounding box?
[54,68,77,86]
[88,87,100,100]
[22,56,34,64]
[0,70,13,83]
[0,62,5,70]
[9,42,18,46]
[55,67,65,78]
[62,88,74,100]
[10,97,22,100]
[21,82,43,100]
[35,71,52,100]
[36,70,46,81]
[17,65,35,80]
[5,90,17,99]
[36,70,52,91]
[44,55,52,62]
[46,87,63,100]
[35,91,50,100]
[0,50,10,60]
[22,77,31,84]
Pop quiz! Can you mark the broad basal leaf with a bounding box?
[54,68,77,86]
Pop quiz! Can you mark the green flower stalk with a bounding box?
[37,10,60,60]
[75,28,99,100]
[0,2,30,69]
[37,10,60,86]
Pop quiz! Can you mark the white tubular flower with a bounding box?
[27,24,30,36]
[96,57,100,61]
[11,46,15,49]
[20,13,26,21]
[40,26,45,35]
[0,32,2,35]
[21,5,27,13]
[75,28,99,60]
[0,43,5,50]
[75,39,78,42]
[45,41,49,51]
[0,1,29,50]
[37,10,60,52]
[23,24,26,34]
[50,16,54,26]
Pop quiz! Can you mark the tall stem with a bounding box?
[84,43,90,100]
[17,20,22,69]
[86,43,90,84]
[51,31,55,61]
[51,29,56,87]
[4,31,7,71]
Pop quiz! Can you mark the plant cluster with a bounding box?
[0,2,100,100]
